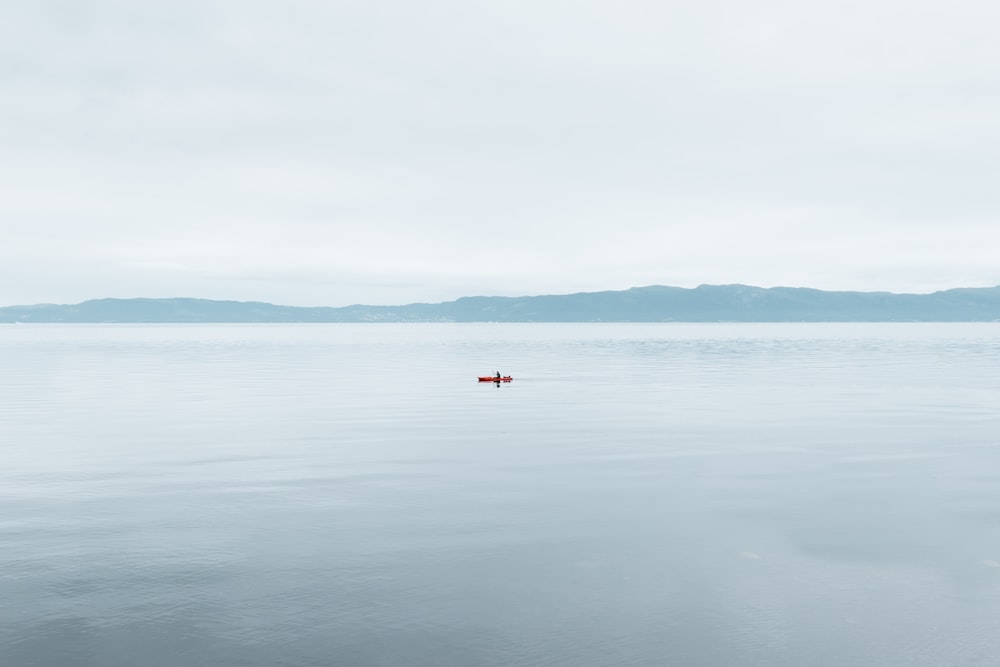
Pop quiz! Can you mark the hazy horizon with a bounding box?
[4,281,1000,311]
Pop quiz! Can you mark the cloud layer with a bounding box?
[3,0,999,305]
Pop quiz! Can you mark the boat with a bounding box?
[478,376,513,382]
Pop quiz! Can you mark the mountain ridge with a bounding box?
[3,284,1000,322]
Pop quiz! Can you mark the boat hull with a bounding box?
[478,376,513,382]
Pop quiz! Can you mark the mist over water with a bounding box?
[2,323,1000,666]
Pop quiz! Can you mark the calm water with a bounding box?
[2,323,1000,666]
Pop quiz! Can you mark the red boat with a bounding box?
[478,376,513,382]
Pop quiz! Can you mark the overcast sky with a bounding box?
[3,0,999,306]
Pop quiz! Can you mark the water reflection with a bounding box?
[2,324,1000,666]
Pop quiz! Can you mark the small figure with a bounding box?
[496,371,501,379]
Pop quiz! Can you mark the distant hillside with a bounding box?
[3,285,1000,323]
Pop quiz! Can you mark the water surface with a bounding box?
[2,323,1000,666]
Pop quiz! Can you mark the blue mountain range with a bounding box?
[3,284,1000,322]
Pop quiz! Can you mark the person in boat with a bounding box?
[495,371,502,379]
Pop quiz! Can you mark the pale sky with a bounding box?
[3,0,999,306]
